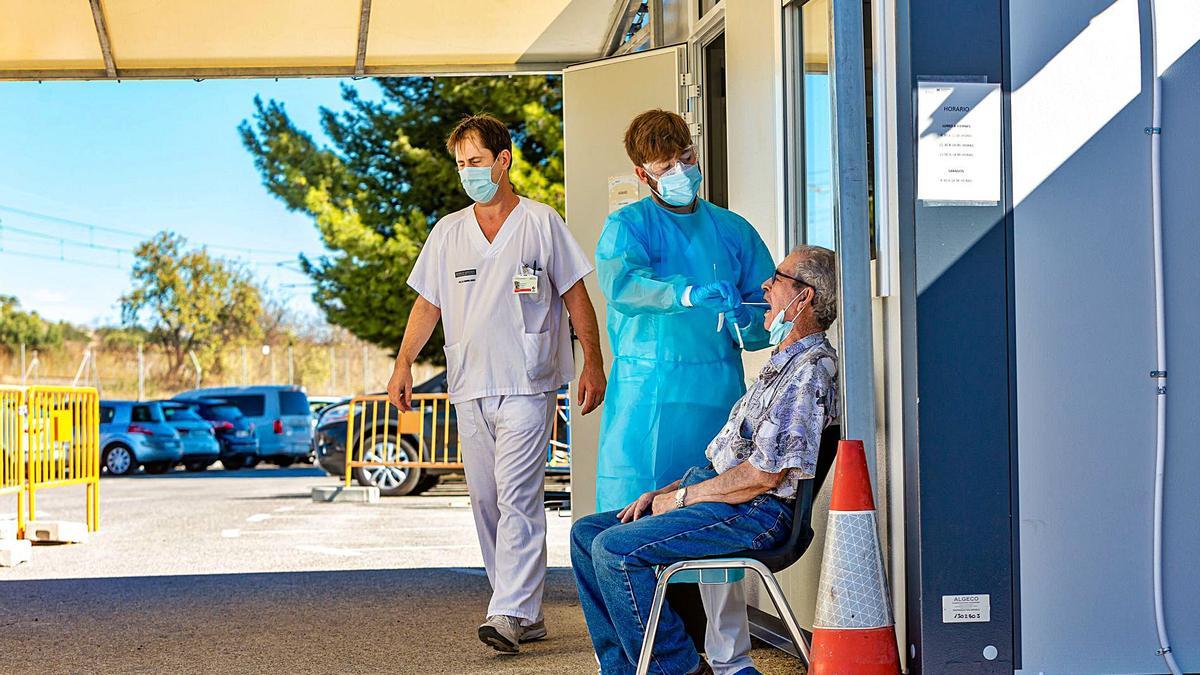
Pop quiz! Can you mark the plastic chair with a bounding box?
[634,425,842,675]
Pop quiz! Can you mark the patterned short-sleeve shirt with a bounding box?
[705,332,839,500]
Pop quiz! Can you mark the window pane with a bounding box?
[99,406,115,424]
[703,33,728,208]
[202,405,244,421]
[279,391,310,416]
[802,0,835,250]
[163,406,203,421]
[131,405,160,423]
[224,395,265,417]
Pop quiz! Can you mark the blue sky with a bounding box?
[0,77,368,326]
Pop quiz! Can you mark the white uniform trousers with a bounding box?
[700,582,756,674]
[454,392,556,623]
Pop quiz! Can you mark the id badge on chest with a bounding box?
[513,262,540,295]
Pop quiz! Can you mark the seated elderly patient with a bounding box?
[571,245,840,675]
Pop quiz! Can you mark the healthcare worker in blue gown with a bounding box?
[594,109,775,675]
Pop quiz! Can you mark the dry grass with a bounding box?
[0,340,433,399]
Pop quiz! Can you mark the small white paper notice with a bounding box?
[942,594,991,623]
[917,81,1002,205]
[608,174,642,213]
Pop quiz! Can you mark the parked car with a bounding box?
[312,372,569,496]
[178,398,260,469]
[174,386,312,467]
[307,396,343,420]
[302,395,345,463]
[313,372,454,496]
[99,400,184,476]
[158,401,222,472]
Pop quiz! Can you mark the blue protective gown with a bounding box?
[594,197,776,511]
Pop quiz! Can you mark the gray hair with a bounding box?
[787,245,837,329]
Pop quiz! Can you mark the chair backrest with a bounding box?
[754,424,841,572]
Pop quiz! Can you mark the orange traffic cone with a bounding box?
[809,439,902,674]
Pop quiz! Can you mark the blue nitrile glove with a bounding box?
[687,280,739,312]
[723,303,753,331]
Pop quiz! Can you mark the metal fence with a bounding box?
[343,392,572,487]
[0,386,27,535]
[1,340,404,401]
[24,386,101,533]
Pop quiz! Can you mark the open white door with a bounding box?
[562,45,687,520]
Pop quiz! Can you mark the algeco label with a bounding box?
[942,594,991,623]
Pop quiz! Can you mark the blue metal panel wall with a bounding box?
[895,0,1019,671]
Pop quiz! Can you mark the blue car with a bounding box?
[99,401,184,476]
[159,401,222,472]
[177,398,261,470]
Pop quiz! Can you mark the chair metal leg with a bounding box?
[633,559,812,675]
[752,563,812,662]
[635,569,675,675]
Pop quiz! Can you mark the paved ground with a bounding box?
[0,466,803,673]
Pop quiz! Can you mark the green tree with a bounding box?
[239,76,563,360]
[0,295,80,349]
[120,232,264,384]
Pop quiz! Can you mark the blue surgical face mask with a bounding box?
[646,162,703,207]
[459,163,500,204]
[767,291,806,346]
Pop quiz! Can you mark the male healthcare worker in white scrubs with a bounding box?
[595,110,775,675]
[386,114,607,655]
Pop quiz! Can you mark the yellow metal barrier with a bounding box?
[0,386,27,537]
[25,386,100,532]
[344,392,572,487]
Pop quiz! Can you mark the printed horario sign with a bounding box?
[917,80,1002,205]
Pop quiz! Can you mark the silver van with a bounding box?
[99,401,184,475]
[174,386,312,467]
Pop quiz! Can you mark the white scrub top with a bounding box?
[408,197,594,404]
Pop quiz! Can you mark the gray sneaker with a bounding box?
[478,615,522,654]
[519,619,547,643]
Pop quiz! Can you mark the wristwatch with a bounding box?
[674,487,687,509]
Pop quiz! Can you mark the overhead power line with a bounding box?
[0,227,305,274]
[0,220,307,274]
[0,246,127,271]
[1,222,129,254]
[0,204,306,257]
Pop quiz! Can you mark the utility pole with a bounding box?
[241,345,248,385]
[362,345,369,394]
[137,342,144,401]
[328,345,336,392]
[288,344,295,385]
[19,343,25,386]
[189,350,202,390]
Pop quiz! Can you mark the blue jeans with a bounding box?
[571,466,793,675]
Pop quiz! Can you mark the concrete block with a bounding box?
[0,539,32,567]
[25,520,90,544]
[311,485,379,503]
[0,520,17,541]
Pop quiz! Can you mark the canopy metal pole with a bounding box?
[88,0,117,79]
[354,0,373,77]
[829,0,879,489]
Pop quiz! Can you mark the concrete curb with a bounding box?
[0,539,32,567]
[311,485,380,503]
[25,520,89,544]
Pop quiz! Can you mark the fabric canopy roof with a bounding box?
[0,0,626,80]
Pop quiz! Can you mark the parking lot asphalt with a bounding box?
[0,466,803,673]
